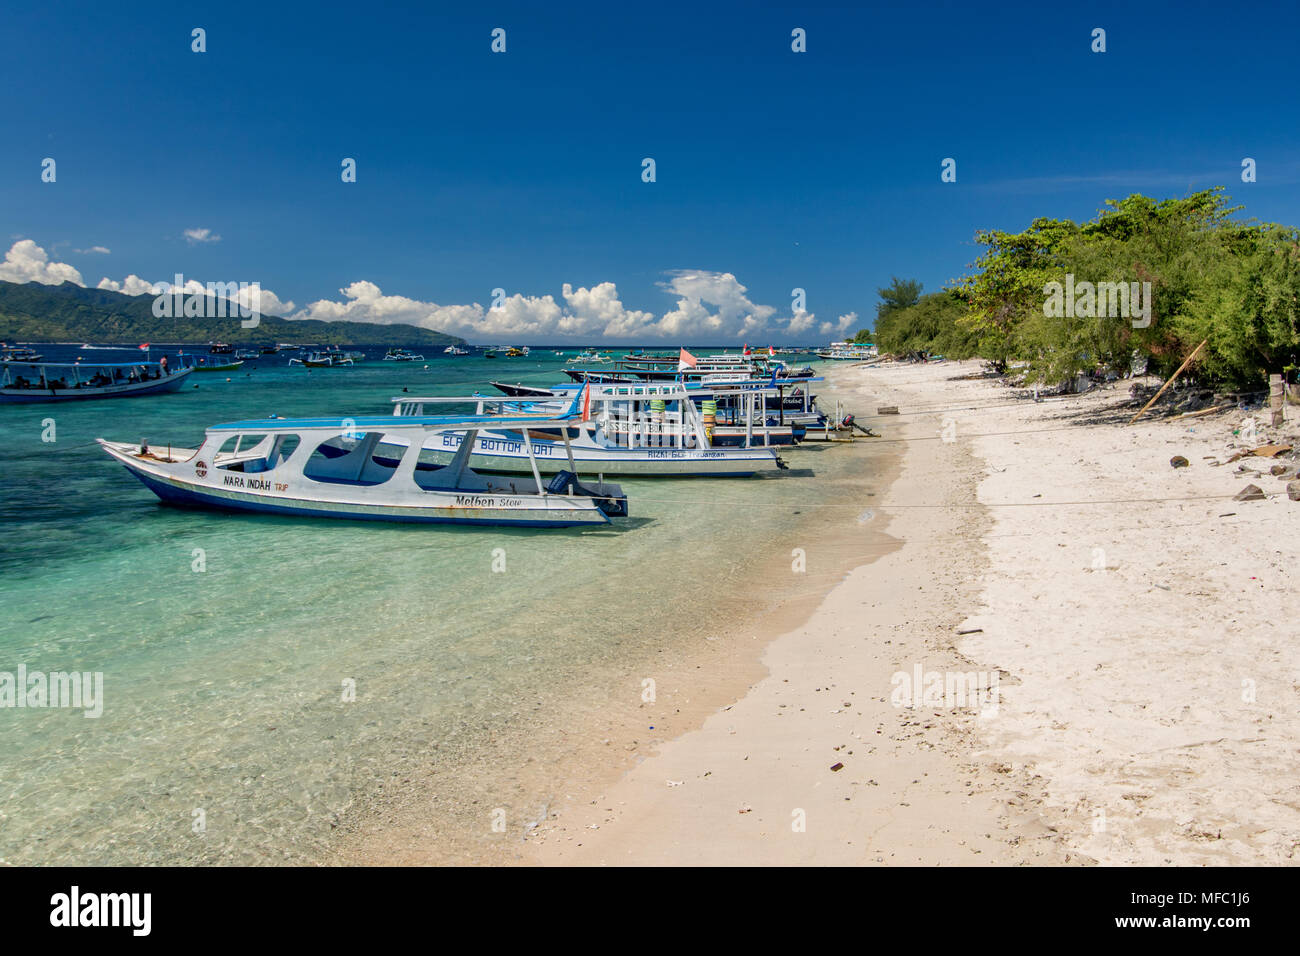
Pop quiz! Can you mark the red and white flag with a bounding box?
[677,347,697,370]
[138,343,150,350]
[742,343,751,356]
[768,346,776,356]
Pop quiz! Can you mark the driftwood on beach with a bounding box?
[1128,340,1208,425]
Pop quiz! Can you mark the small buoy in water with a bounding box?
[225,377,231,382]
[423,364,429,369]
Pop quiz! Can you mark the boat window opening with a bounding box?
[262,434,300,471]
[303,432,399,487]
[213,434,272,471]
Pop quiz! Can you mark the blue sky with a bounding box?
[3,0,1299,343]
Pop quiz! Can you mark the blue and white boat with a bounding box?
[1,360,193,403]
[98,403,628,527]
[491,376,835,443]
[815,341,878,360]
[391,382,787,476]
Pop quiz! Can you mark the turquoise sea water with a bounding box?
[0,347,874,864]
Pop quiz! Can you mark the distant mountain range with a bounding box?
[0,280,466,347]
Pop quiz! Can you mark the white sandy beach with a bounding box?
[524,360,1300,866]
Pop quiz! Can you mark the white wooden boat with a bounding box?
[816,341,877,360]
[98,409,628,527]
[493,377,832,443]
[191,358,246,372]
[289,351,353,368]
[567,350,612,365]
[1,360,193,403]
[391,382,786,476]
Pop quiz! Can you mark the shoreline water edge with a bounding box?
[346,358,1299,866]
[6,357,1294,866]
[343,360,1075,866]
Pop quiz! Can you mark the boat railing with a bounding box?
[391,395,575,421]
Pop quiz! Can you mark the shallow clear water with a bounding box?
[0,347,873,864]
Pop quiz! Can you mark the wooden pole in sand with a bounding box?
[1128,339,1208,425]
[1269,373,1284,427]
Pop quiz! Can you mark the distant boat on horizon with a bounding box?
[191,357,245,372]
[289,351,352,368]
[1,345,44,362]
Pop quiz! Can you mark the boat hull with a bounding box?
[0,366,194,403]
[99,441,611,527]
[411,431,782,477]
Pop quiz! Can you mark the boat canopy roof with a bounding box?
[536,377,823,393]
[209,410,583,433]
[1,360,165,369]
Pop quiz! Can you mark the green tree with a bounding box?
[874,290,976,359]
[959,189,1252,382]
[1180,227,1300,387]
[876,277,923,324]
[960,217,1078,373]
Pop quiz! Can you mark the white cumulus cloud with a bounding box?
[787,310,817,334]
[183,228,221,244]
[97,274,160,296]
[290,280,484,331]
[560,282,656,338]
[656,270,778,340]
[819,312,858,336]
[2,240,843,341]
[0,239,84,285]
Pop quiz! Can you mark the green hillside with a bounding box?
[0,280,466,347]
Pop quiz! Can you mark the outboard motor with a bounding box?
[547,469,629,518]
